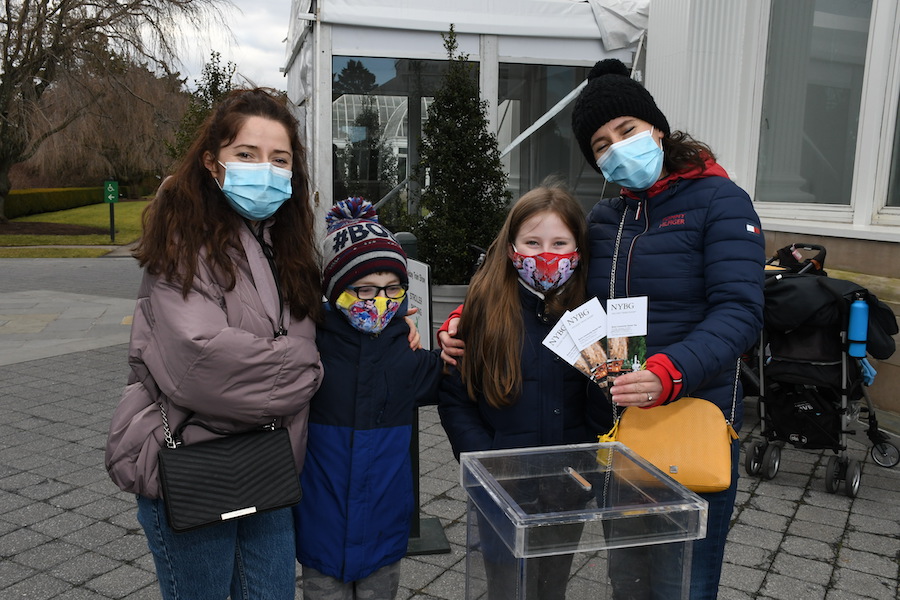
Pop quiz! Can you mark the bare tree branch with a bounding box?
[0,0,230,221]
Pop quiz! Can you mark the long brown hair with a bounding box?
[458,185,588,408]
[134,88,322,321]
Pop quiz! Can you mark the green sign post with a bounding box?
[104,180,118,243]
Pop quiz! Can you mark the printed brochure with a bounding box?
[542,296,648,388]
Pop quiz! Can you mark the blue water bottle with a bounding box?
[847,296,868,358]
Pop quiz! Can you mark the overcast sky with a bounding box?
[178,0,293,90]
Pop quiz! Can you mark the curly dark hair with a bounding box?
[662,130,717,174]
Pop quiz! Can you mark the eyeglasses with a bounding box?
[346,284,408,300]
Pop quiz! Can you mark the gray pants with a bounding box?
[302,562,401,600]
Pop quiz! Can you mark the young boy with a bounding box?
[294,198,443,599]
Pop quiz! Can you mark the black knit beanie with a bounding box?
[572,59,670,173]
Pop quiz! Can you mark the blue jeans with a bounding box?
[137,495,296,600]
[688,439,740,600]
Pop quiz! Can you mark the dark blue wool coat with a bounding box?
[586,175,765,432]
[438,284,594,459]
[293,306,442,582]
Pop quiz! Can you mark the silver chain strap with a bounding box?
[608,209,629,425]
[158,401,278,449]
[602,205,634,508]
[158,402,177,449]
[609,209,628,301]
[729,357,740,427]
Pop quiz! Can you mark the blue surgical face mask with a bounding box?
[217,161,292,220]
[596,128,664,191]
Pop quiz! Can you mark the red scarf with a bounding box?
[622,156,729,199]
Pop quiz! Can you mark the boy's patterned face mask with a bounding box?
[335,291,404,334]
[510,248,580,293]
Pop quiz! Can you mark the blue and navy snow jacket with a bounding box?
[293,305,442,582]
[438,284,594,459]
[586,173,765,432]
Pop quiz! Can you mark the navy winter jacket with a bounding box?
[293,306,442,582]
[586,174,765,431]
[438,284,594,459]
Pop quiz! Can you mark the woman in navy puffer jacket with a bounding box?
[572,58,765,600]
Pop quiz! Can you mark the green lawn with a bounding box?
[0,201,148,258]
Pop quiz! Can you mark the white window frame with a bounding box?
[752,0,900,242]
[867,0,900,226]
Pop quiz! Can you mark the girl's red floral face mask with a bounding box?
[510,248,580,292]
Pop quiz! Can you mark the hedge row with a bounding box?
[6,188,104,219]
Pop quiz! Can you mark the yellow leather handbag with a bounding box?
[606,396,738,493]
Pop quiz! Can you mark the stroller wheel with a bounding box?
[761,444,780,480]
[844,459,861,498]
[745,441,765,476]
[870,442,900,468]
[825,456,840,494]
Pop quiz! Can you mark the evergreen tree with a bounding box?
[414,26,510,284]
[333,59,377,96]
[167,51,236,161]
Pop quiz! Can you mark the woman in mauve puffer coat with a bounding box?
[105,88,323,600]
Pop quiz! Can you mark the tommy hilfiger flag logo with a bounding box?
[746,224,761,235]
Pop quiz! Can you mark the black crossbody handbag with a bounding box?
[156,403,303,533]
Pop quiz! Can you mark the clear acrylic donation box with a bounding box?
[460,442,708,600]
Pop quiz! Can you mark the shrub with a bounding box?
[6,188,104,219]
[413,26,511,285]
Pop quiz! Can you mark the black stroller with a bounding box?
[738,243,827,398]
[743,244,900,497]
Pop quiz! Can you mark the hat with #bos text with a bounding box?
[322,197,408,307]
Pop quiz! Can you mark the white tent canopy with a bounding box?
[288,0,647,72]
[318,0,647,48]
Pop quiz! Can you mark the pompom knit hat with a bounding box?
[322,197,408,307]
[572,58,670,173]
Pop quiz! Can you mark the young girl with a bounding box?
[437,185,594,600]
